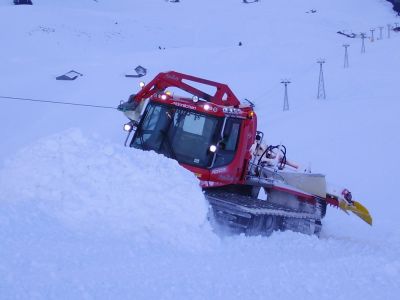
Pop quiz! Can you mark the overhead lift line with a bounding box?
[0,95,116,110]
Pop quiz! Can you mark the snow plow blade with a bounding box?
[339,200,372,225]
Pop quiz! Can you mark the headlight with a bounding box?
[124,123,133,132]
[139,81,145,88]
[209,145,217,153]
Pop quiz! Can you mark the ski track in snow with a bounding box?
[1,0,400,299]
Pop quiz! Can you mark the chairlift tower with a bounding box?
[281,80,291,111]
[388,24,392,39]
[370,29,375,42]
[343,44,350,68]
[317,59,326,100]
[360,33,366,53]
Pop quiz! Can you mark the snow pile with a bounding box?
[0,129,215,249]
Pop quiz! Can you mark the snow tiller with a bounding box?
[118,71,372,236]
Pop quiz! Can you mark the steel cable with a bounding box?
[0,95,117,110]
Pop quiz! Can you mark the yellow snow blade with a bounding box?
[339,200,373,225]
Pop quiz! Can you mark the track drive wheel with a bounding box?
[264,215,277,236]
[246,215,277,236]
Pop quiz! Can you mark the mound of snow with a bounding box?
[0,128,216,249]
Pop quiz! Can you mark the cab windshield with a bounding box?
[131,103,220,168]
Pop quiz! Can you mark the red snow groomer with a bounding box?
[118,71,372,236]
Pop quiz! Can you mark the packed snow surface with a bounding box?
[1,0,400,299]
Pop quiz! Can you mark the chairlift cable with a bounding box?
[0,95,116,110]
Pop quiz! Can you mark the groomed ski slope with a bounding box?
[0,0,400,299]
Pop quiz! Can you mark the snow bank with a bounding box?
[0,128,215,250]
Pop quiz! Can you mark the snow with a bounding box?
[1,0,400,299]
[0,129,213,248]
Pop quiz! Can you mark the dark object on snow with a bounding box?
[393,26,400,32]
[243,0,259,3]
[238,41,242,46]
[169,0,180,3]
[125,65,147,78]
[56,70,83,81]
[386,0,400,14]
[14,0,32,4]
[337,31,357,38]
[306,9,317,13]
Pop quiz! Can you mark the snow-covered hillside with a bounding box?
[1,0,400,299]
